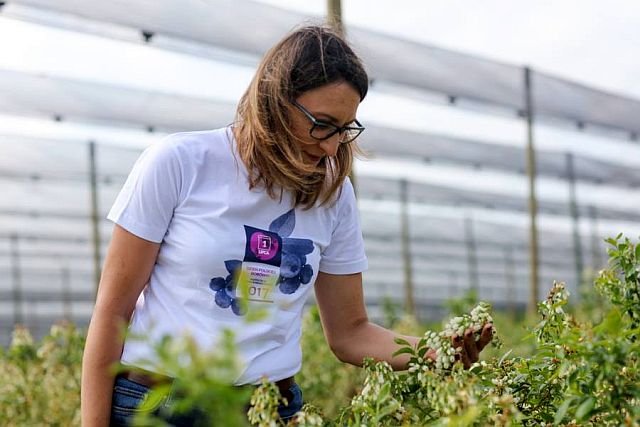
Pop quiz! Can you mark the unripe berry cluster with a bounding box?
[404,302,501,375]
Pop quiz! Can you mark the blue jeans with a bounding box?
[110,376,304,426]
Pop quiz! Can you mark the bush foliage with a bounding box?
[1,234,639,426]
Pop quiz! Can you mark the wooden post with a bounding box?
[89,141,102,295]
[61,263,72,322]
[504,245,517,318]
[588,205,602,268]
[326,0,344,35]
[524,67,539,315]
[325,0,360,196]
[464,215,479,292]
[10,233,23,326]
[448,271,458,300]
[565,152,584,290]
[400,179,415,316]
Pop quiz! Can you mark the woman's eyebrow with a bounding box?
[313,111,357,126]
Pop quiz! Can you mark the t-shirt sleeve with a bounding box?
[107,137,183,243]
[319,178,368,274]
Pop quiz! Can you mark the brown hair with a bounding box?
[234,24,368,209]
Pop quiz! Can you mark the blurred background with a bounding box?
[1,0,640,344]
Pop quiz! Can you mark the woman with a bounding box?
[81,25,493,426]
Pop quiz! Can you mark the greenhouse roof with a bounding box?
[2,70,639,192]
[4,0,640,135]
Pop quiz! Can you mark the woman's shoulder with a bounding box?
[335,176,357,209]
[152,127,235,165]
[160,127,232,151]
[313,176,356,214]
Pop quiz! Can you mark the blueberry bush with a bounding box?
[1,234,639,426]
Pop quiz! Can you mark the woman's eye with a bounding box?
[314,122,334,129]
[311,122,337,139]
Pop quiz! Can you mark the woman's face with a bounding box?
[289,80,361,165]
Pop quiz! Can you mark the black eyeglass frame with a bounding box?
[292,101,365,144]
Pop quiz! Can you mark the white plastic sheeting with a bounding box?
[1,0,639,340]
[2,70,639,190]
[5,0,640,134]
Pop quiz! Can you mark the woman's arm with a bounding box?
[314,272,493,370]
[81,225,161,427]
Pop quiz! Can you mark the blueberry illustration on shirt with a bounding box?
[208,209,315,316]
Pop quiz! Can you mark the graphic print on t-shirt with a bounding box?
[208,209,315,316]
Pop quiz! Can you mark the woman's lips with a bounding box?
[304,153,323,164]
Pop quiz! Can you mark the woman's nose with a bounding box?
[318,135,340,157]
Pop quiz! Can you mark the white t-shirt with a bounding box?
[107,127,368,384]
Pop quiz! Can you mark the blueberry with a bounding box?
[280,253,302,278]
[224,260,242,275]
[225,286,236,298]
[225,275,235,292]
[300,264,313,284]
[209,277,226,292]
[215,288,232,308]
[231,298,247,316]
[280,277,301,294]
[300,254,307,265]
[282,238,314,256]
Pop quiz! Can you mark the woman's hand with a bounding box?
[425,323,494,369]
[453,323,494,368]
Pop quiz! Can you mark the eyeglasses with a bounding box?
[292,101,365,144]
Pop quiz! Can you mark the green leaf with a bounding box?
[593,308,622,336]
[394,337,411,347]
[392,347,415,357]
[635,243,640,262]
[605,237,617,246]
[378,382,391,401]
[554,398,573,425]
[468,363,483,374]
[575,396,596,421]
[498,349,513,366]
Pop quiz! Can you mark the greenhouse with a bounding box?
[1,1,640,425]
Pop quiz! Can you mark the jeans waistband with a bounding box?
[117,370,296,398]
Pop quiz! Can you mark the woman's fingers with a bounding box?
[459,349,471,368]
[426,347,438,363]
[452,323,494,368]
[452,335,470,368]
[476,323,494,351]
[463,328,479,363]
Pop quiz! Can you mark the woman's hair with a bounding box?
[234,24,369,209]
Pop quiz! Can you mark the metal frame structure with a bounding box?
[1,0,640,341]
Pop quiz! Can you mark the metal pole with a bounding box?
[464,215,479,293]
[524,67,539,315]
[399,179,415,316]
[10,233,23,326]
[89,141,102,294]
[565,152,584,290]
